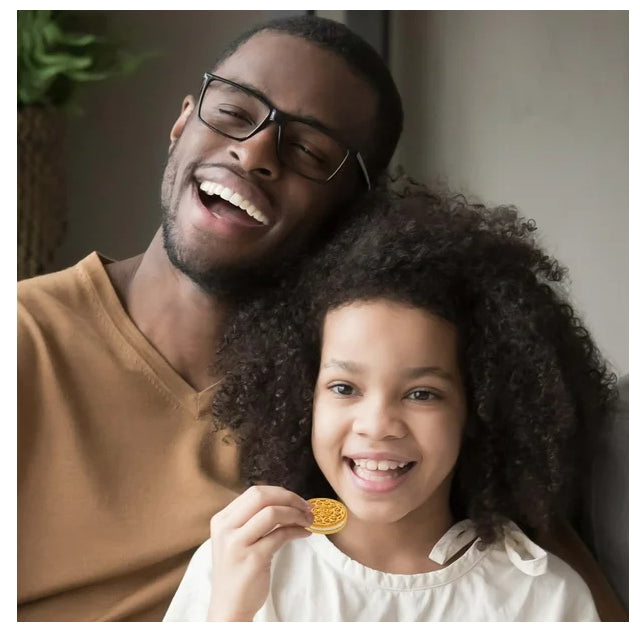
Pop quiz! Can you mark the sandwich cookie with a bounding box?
[305,498,348,535]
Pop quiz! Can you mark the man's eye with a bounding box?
[217,107,254,126]
[406,389,439,402]
[290,142,325,164]
[329,383,355,396]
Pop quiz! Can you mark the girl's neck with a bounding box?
[328,505,457,575]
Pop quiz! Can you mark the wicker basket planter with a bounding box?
[17,107,67,281]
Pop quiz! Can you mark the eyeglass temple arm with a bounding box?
[356,153,372,191]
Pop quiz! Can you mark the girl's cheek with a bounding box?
[311,411,341,453]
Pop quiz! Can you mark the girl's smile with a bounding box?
[344,455,415,493]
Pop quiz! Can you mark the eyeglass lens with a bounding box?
[200,78,349,181]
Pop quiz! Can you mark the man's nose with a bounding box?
[352,398,407,441]
[227,123,282,180]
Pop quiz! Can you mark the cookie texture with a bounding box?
[306,498,348,534]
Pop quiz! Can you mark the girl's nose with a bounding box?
[351,398,406,441]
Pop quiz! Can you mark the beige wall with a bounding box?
[391,10,628,375]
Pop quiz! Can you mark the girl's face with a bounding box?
[312,299,466,528]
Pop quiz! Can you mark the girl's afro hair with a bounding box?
[212,185,618,543]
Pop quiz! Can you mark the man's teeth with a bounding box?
[199,181,269,225]
[352,459,410,471]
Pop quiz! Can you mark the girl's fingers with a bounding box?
[252,524,312,559]
[237,504,314,546]
[211,485,312,533]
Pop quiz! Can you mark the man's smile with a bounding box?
[198,180,270,225]
[186,166,276,238]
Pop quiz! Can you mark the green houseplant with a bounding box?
[17,10,147,280]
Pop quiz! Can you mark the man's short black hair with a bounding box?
[213,14,403,183]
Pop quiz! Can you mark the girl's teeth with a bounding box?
[353,459,409,471]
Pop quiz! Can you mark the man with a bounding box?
[17,15,402,621]
[17,14,625,622]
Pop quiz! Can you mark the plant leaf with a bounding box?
[17,9,152,109]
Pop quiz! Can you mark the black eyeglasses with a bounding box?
[196,72,371,190]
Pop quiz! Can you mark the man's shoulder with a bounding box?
[17,252,109,344]
[18,252,105,314]
[19,265,73,300]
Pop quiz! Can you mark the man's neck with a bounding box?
[106,230,228,392]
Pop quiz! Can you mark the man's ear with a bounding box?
[169,95,196,152]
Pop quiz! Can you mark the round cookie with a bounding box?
[306,498,348,535]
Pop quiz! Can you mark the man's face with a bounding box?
[160,31,378,289]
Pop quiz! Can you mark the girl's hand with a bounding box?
[206,485,314,622]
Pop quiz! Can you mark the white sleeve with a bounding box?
[546,554,601,621]
[163,539,213,622]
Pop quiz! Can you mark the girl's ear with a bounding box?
[168,95,196,152]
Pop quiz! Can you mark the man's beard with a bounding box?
[160,152,296,303]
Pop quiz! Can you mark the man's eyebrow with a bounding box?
[403,366,456,382]
[321,358,364,373]
[229,78,337,136]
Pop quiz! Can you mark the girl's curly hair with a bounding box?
[212,186,618,543]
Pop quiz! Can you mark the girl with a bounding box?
[164,188,616,621]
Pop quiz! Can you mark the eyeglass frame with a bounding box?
[196,72,371,191]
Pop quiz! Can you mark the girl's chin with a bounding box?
[334,497,411,527]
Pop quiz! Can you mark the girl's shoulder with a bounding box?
[469,520,599,620]
[449,519,589,582]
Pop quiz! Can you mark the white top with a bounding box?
[163,519,599,622]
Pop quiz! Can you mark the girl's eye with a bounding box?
[329,383,355,396]
[406,389,439,402]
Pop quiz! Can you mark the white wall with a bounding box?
[390,10,628,375]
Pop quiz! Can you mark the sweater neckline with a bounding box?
[76,251,218,416]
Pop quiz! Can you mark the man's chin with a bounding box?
[176,258,282,301]
[162,223,286,301]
